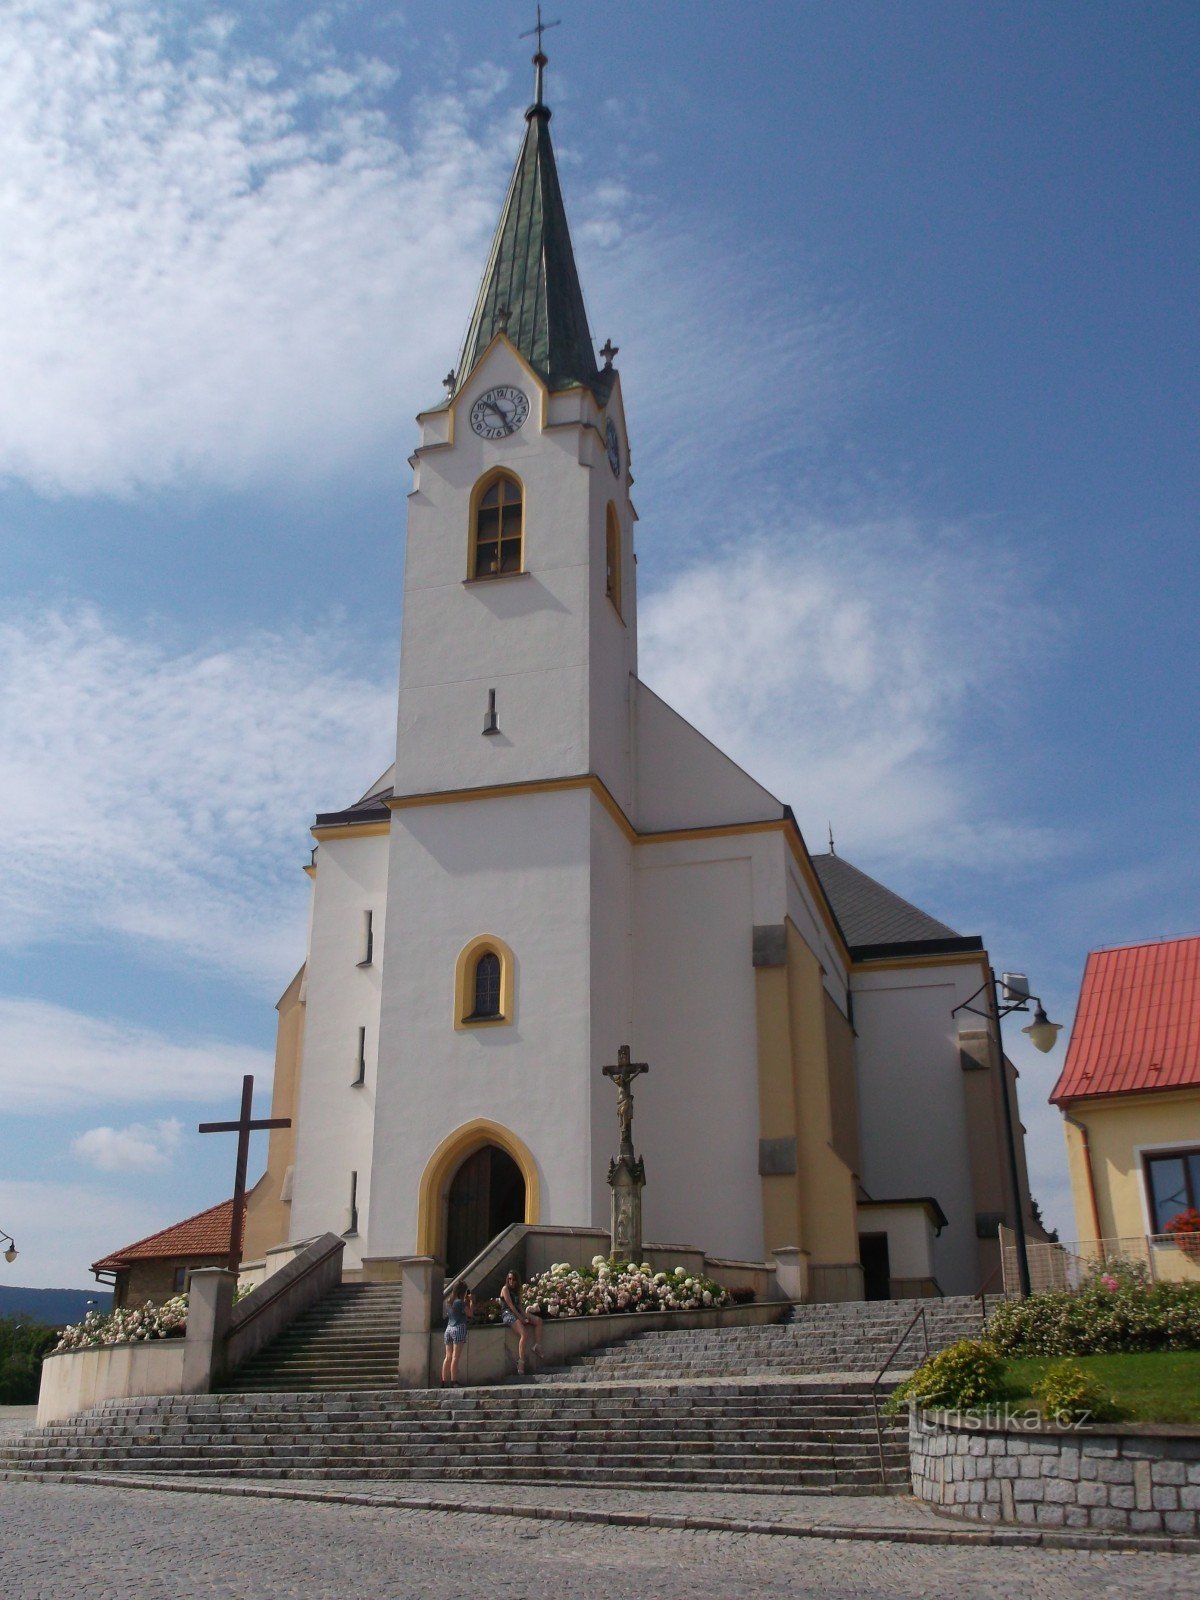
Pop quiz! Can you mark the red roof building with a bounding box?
[1052,936,1200,1252]
[92,1198,241,1308]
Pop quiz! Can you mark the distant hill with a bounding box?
[0,1286,112,1327]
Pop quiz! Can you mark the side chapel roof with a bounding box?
[91,1197,240,1272]
[810,851,980,960]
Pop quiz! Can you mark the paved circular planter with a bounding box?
[910,1406,1200,1537]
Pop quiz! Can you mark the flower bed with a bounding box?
[53,1295,189,1351]
[522,1256,731,1318]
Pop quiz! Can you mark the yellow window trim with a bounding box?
[468,466,525,581]
[416,1118,541,1258]
[454,933,516,1030]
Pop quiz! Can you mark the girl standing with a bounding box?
[441,1280,474,1387]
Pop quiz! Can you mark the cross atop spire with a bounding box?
[448,15,610,404]
[520,6,560,108]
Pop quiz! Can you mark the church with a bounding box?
[232,50,1039,1307]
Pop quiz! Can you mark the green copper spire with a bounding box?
[453,48,604,399]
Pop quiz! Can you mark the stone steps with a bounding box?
[217,1282,405,1393]
[3,1374,907,1494]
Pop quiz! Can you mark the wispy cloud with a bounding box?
[0,999,272,1111]
[72,1117,183,1173]
[0,607,393,988]
[0,1,511,496]
[639,518,1064,870]
[0,1176,190,1287]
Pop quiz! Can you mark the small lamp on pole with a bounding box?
[953,971,1063,1298]
[2,1229,17,1264]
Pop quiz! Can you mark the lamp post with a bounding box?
[1,1228,17,1264]
[953,970,1063,1298]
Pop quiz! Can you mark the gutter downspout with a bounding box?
[1063,1109,1103,1245]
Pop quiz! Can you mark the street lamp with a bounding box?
[1,1228,17,1264]
[953,970,1063,1298]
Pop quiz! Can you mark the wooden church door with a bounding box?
[445,1144,525,1275]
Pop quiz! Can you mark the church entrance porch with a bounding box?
[445,1144,525,1276]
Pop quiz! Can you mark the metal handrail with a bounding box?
[869,1305,930,1488]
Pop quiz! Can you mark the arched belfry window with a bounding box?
[605,502,622,616]
[454,934,515,1029]
[472,952,501,1019]
[471,472,524,579]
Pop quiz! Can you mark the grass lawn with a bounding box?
[1003,1350,1200,1424]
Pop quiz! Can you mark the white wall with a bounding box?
[631,846,765,1260]
[396,340,636,801]
[851,962,987,1295]
[368,786,597,1256]
[288,832,388,1266]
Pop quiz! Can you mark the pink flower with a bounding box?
[1100,1274,1118,1292]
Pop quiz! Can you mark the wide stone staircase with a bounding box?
[216,1282,406,1393]
[4,1380,910,1493]
[533,1296,987,1383]
[2,1295,987,1495]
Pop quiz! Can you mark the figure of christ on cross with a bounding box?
[602,1045,649,1158]
[198,1075,291,1274]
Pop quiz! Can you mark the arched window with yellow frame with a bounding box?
[605,502,622,616]
[454,934,516,1029]
[470,471,524,579]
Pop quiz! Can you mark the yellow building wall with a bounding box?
[751,921,860,1291]
[1061,1087,1200,1243]
[243,965,306,1263]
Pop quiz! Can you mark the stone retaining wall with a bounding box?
[910,1408,1200,1537]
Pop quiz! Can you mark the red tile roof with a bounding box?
[1051,936,1200,1104]
[91,1198,240,1272]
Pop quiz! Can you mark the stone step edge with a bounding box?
[0,1470,1193,1558]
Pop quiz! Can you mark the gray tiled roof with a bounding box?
[811,852,961,949]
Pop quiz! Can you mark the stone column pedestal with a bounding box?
[608,1153,646,1265]
[395,1255,442,1388]
[183,1267,237,1392]
[771,1246,810,1303]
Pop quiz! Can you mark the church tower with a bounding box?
[362,47,640,1267]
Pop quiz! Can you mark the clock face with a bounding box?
[606,417,621,476]
[470,385,529,439]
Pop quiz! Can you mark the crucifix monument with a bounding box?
[198,1074,291,1274]
[602,1045,648,1264]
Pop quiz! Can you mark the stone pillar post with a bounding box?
[183,1266,236,1393]
[396,1255,442,1389]
[608,1154,646,1265]
[771,1246,810,1304]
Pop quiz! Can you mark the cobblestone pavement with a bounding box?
[4,1479,1197,1599]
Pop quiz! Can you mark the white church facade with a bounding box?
[242,59,1039,1304]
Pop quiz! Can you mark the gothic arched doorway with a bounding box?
[445,1144,525,1275]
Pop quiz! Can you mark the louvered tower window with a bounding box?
[472,474,523,577]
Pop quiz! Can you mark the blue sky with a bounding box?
[0,1,1196,1286]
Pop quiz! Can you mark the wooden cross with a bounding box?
[602,1044,649,1158]
[198,1075,291,1274]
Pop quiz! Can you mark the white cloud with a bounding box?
[0,998,271,1110]
[72,1117,183,1173]
[0,605,393,987]
[639,520,1064,869]
[0,0,511,496]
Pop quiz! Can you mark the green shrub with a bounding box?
[0,1316,57,1403]
[884,1338,1005,1415]
[1032,1359,1118,1425]
[985,1277,1200,1357]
